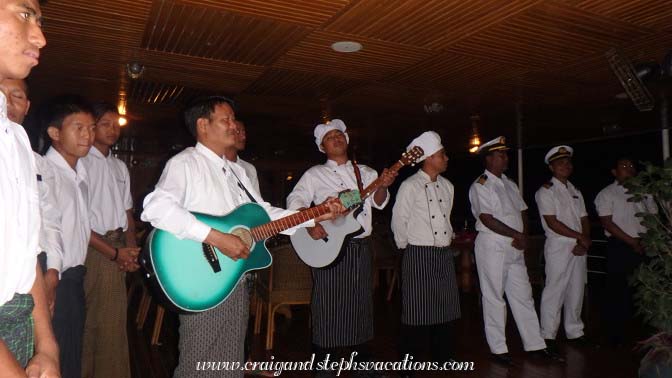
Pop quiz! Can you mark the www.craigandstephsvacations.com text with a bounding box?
[196,352,475,376]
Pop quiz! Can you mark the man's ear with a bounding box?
[46,126,60,142]
[196,117,208,138]
[24,100,31,115]
[611,168,617,178]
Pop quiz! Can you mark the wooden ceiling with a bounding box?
[26,0,672,152]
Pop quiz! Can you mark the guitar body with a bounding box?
[143,203,271,312]
[290,208,363,268]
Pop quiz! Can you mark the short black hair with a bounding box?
[91,102,118,123]
[183,95,236,138]
[39,95,94,152]
[614,156,635,169]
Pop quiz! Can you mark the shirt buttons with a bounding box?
[434,232,438,235]
[432,215,435,219]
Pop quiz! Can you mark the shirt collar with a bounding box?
[46,146,86,179]
[89,145,110,159]
[484,169,505,184]
[551,176,566,188]
[417,169,436,184]
[195,142,227,168]
[0,91,7,120]
[325,159,351,168]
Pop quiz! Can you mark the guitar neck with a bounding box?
[359,160,405,200]
[250,204,330,242]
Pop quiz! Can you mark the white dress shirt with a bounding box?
[286,159,389,238]
[237,156,259,194]
[0,92,40,305]
[595,180,657,238]
[535,177,588,242]
[142,143,310,244]
[45,147,92,274]
[392,169,454,248]
[469,170,527,240]
[81,146,133,234]
[35,153,64,260]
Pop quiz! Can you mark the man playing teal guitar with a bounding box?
[141,96,345,378]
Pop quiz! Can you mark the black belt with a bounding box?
[349,237,369,245]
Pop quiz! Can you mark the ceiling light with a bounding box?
[331,41,362,53]
[119,116,128,127]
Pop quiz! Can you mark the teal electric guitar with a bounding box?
[142,191,361,313]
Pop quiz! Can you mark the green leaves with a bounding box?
[628,159,672,333]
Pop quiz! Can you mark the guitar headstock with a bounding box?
[338,190,362,210]
[400,146,425,166]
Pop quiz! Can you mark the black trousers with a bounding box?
[604,237,644,344]
[52,265,86,378]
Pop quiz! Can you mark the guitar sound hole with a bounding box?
[231,227,253,249]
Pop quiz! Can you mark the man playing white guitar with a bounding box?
[287,119,397,378]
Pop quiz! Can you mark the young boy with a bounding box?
[80,102,139,378]
[43,96,96,378]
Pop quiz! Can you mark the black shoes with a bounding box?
[528,348,566,363]
[491,352,515,367]
[544,338,560,354]
[567,335,599,348]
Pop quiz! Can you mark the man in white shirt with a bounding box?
[286,119,396,377]
[468,136,561,366]
[534,146,591,351]
[80,102,140,378]
[0,1,59,377]
[0,78,63,316]
[43,97,96,378]
[595,157,657,345]
[141,96,343,378]
[391,131,460,376]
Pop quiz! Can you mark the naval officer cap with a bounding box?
[476,136,510,155]
[314,119,350,153]
[406,131,443,162]
[544,145,573,164]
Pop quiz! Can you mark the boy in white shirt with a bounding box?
[81,102,140,378]
[43,96,96,378]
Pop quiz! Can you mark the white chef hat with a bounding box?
[314,119,350,153]
[406,131,443,162]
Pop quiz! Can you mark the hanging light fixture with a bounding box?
[468,115,481,154]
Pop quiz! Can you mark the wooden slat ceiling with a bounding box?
[26,0,672,146]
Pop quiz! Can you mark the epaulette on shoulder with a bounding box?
[542,181,553,189]
[477,174,487,185]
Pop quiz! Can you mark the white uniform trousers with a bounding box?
[540,237,587,340]
[474,233,546,354]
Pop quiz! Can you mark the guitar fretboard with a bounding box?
[250,204,330,241]
[359,159,405,200]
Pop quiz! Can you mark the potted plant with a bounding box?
[625,159,672,378]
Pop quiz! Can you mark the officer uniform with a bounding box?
[534,146,588,341]
[468,137,546,355]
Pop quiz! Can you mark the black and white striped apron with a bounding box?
[401,245,461,326]
[311,237,373,348]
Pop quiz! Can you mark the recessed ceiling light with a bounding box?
[331,41,363,53]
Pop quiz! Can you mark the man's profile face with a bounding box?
[0,78,29,124]
[0,0,46,80]
[234,120,246,151]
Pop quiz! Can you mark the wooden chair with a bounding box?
[254,243,312,350]
[370,230,401,301]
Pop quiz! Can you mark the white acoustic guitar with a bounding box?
[290,147,424,268]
